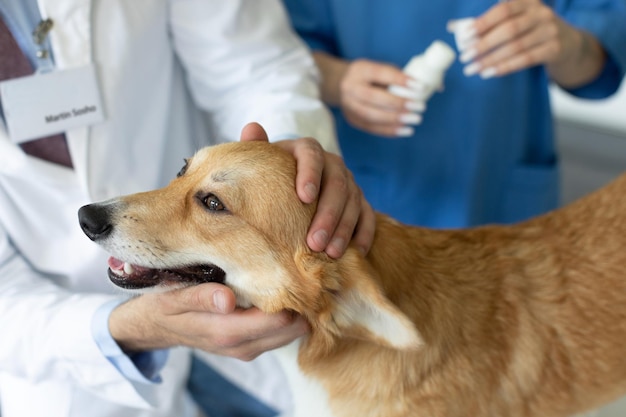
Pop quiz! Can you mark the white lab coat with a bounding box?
[0,0,336,415]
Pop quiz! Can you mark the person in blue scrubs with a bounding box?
[283,0,626,228]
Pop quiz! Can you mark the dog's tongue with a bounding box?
[108,257,124,270]
[108,256,150,275]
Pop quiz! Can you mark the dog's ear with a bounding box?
[295,247,423,352]
[332,248,423,350]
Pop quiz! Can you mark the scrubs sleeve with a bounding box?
[169,0,340,154]
[558,0,626,98]
[0,222,163,409]
[282,0,338,54]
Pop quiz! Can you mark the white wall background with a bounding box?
[551,80,626,136]
[551,82,626,204]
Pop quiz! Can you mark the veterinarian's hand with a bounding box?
[240,122,376,258]
[314,51,426,138]
[109,283,309,361]
[450,0,605,87]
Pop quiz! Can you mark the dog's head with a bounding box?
[79,141,422,352]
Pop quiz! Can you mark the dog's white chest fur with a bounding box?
[274,340,335,417]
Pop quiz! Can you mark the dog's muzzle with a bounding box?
[78,203,226,290]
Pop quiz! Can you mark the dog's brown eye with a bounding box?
[204,194,225,211]
[177,159,189,178]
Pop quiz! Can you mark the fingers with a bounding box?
[470,12,536,61]
[303,150,348,255]
[206,309,309,361]
[171,287,310,358]
[472,0,530,38]
[340,59,426,137]
[344,75,420,115]
[176,303,308,361]
[471,31,557,77]
[173,283,309,360]
[310,158,375,258]
[451,0,563,78]
[345,59,409,91]
[309,152,358,258]
[239,122,270,143]
[275,137,325,204]
[350,196,376,256]
[173,283,238,315]
[343,96,422,138]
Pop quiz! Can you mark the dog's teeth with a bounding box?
[123,263,134,275]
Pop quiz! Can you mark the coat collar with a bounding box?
[37,0,93,68]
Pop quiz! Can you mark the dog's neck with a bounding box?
[369,214,506,347]
[288,214,544,417]
[296,214,508,377]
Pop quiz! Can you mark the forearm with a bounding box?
[547,24,606,89]
[313,51,349,107]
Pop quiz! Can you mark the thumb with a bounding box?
[178,283,237,314]
[240,122,269,143]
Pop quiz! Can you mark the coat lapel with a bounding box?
[37,0,94,190]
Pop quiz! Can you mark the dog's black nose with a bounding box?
[78,204,114,241]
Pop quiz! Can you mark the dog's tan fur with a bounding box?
[86,141,626,417]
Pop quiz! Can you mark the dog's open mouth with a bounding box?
[107,257,226,289]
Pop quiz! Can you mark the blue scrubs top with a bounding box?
[283,0,626,228]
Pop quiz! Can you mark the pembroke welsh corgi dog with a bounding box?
[78,139,626,417]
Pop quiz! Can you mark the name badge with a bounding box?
[0,65,105,143]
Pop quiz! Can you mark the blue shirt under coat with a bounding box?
[283,0,626,228]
